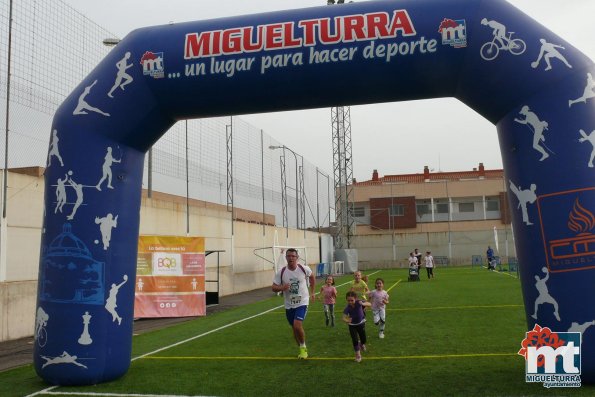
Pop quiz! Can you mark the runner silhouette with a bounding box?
[107,52,134,98]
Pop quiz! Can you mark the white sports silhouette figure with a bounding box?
[569,73,595,107]
[47,129,64,167]
[40,351,88,369]
[35,307,49,342]
[568,320,595,334]
[531,267,560,321]
[105,274,128,325]
[66,173,84,220]
[54,174,68,214]
[73,80,110,116]
[481,18,507,48]
[514,106,550,161]
[95,213,118,250]
[579,129,595,167]
[531,39,572,71]
[509,180,537,226]
[96,147,121,191]
[108,52,134,98]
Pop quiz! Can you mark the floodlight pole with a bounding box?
[0,0,13,282]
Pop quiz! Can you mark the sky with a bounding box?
[62,0,595,182]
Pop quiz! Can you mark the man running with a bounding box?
[272,248,315,359]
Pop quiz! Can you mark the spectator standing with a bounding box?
[414,249,423,272]
[486,246,495,270]
[424,251,435,280]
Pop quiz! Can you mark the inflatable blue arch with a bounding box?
[36,0,595,385]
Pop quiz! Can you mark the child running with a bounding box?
[367,278,390,338]
[320,275,338,327]
[343,291,372,362]
[349,270,370,301]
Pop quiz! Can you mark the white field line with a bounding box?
[42,392,217,397]
[481,265,519,279]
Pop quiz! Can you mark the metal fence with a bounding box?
[0,0,334,230]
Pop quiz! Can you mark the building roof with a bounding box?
[354,163,504,186]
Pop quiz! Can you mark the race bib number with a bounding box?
[290,294,302,305]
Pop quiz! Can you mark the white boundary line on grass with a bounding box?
[40,393,216,397]
[480,265,518,279]
[27,271,380,397]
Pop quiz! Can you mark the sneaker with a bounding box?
[298,346,308,359]
[360,343,367,352]
[355,351,362,362]
[379,332,385,339]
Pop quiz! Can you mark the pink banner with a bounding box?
[134,236,206,318]
[134,293,206,318]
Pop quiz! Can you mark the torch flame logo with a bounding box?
[568,198,595,234]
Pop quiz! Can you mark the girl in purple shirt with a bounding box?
[343,291,372,362]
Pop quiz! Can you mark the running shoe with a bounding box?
[298,346,308,359]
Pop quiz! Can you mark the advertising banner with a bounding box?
[134,235,206,318]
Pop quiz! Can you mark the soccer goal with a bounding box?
[253,245,308,274]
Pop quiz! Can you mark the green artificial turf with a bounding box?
[2,267,593,396]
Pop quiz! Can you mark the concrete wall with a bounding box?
[353,228,517,269]
[0,281,38,340]
[0,169,323,341]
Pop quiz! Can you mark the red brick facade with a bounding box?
[369,196,417,229]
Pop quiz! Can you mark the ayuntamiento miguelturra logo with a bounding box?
[518,324,581,388]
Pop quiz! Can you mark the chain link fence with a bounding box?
[0,0,334,230]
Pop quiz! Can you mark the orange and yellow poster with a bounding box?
[134,235,206,318]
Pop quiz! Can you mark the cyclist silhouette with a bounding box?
[480,18,526,61]
[481,18,506,48]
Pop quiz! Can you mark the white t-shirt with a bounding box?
[425,255,435,268]
[273,265,313,309]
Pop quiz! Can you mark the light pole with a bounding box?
[316,167,331,232]
[269,145,301,229]
[102,38,120,47]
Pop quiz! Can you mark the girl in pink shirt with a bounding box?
[320,275,338,327]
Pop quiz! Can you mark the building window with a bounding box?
[389,204,404,216]
[486,199,500,212]
[458,202,475,212]
[352,206,365,217]
[435,203,449,214]
[416,203,430,216]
